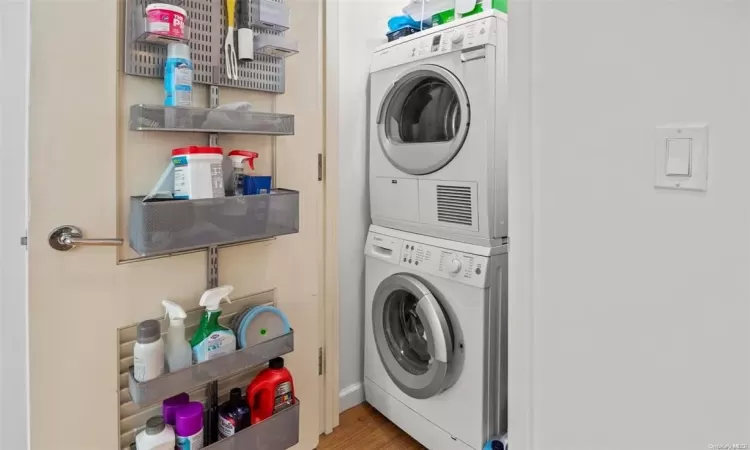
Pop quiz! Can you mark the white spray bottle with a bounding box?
[190,285,237,363]
[162,300,193,372]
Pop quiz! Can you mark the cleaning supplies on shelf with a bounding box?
[246,357,295,424]
[190,285,237,363]
[227,150,259,196]
[164,43,193,107]
[483,434,509,450]
[231,305,291,349]
[218,387,251,438]
[146,3,187,40]
[175,402,204,450]
[163,393,190,426]
[243,175,271,195]
[162,301,192,372]
[238,152,271,195]
[403,0,454,22]
[136,416,176,450]
[432,0,508,25]
[201,101,254,131]
[172,146,225,200]
[143,162,175,201]
[134,319,165,382]
[386,15,428,41]
[455,0,475,15]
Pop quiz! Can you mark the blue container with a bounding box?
[243,176,272,195]
[164,43,193,107]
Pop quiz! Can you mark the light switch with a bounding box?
[666,138,692,176]
[655,124,709,192]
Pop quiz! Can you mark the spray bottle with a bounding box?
[162,300,192,372]
[190,285,237,363]
[227,150,259,196]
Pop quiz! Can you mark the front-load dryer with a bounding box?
[364,225,507,450]
[369,11,508,247]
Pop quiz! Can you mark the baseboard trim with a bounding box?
[339,382,364,412]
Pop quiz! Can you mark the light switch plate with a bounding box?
[655,123,709,191]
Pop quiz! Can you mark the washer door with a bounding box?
[372,273,454,399]
[376,65,470,175]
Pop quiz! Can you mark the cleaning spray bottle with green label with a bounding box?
[190,285,237,363]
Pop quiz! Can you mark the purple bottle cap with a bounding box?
[175,402,204,437]
[162,393,190,426]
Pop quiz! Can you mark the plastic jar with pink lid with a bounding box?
[146,3,187,39]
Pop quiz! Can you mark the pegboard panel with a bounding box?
[214,0,285,92]
[124,0,285,92]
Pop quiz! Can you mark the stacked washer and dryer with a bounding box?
[364,10,509,450]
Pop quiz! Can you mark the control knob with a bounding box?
[449,259,462,274]
[451,30,465,44]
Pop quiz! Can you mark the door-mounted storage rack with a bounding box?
[125,0,299,443]
[129,189,299,257]
[127,333,298,450]
[124,0,293,93]
[121,291,300,450]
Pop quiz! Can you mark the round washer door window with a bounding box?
[372,273,455,399]
[377,65,470,175]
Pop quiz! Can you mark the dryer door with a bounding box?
[372,273,455,399]
[376,64,470,175]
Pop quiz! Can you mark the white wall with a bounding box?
[0,0,30,447]
[510,1,750,448]
[335,0,404,412]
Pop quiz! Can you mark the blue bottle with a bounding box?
[165,43,193,106]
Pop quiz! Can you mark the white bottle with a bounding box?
[136,416,175,450]
[162,300,193,373]
[133,319,165,382]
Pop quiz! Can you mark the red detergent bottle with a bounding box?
[246,357,295,424]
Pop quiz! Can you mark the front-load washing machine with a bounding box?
[364,225,507,450]
[369,11,508,247]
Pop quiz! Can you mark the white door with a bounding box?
[27,0,323,449]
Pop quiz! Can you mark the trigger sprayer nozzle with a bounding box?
[162,300,187,325]
[199,285,234,311]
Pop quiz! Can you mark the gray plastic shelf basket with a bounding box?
[128,190,299,257]
[204,400,300,450]
[130,104,295,135]
[128,331,294,407]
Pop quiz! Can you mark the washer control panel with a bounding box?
[399,240,489,288]
[371,16,497,72]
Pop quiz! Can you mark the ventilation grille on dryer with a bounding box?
[436,185,473,226]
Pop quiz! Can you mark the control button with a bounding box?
[480,27,486,35]
[409,259,412,264]
[403,258,407,262]
[451,31,464,44]
[475,267,481,275]
[411,246,415,250]
[449,259,462,274]
[415,261,419,266]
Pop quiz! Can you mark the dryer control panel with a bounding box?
[371,15,498,72]
[399,240,489,288]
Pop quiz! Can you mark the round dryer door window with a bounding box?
[372,273,456,399]
[377,65,470,175]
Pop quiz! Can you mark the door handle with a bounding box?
[48,225,124,251]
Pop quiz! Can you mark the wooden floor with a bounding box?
[318,403,425,450]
